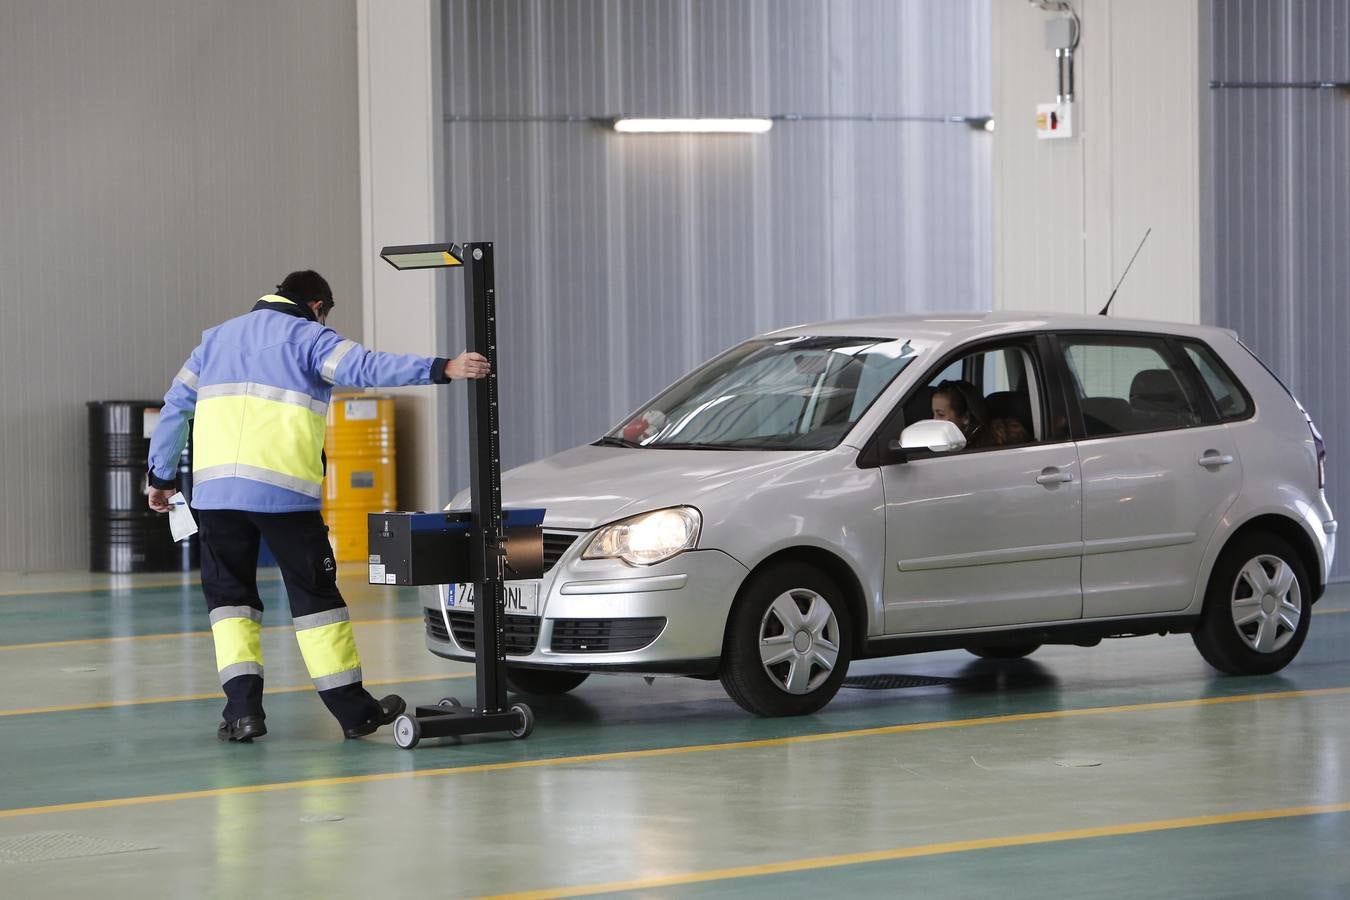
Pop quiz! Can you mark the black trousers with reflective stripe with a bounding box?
[198,509,382,731]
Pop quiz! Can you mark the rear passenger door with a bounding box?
[1052,333,1244,618]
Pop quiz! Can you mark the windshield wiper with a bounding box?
[594,435,641,448]
[643,441,754,451]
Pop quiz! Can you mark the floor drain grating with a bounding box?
[0,832,157,864]
[843,674,957,691]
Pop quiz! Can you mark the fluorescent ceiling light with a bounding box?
[612,118,773,134]
[380,242,464,270]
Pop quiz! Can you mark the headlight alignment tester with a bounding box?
[372,241,545,749]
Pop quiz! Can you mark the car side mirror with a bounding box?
[889,419,967,454]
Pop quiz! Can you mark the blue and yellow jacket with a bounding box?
[147,295,450,512]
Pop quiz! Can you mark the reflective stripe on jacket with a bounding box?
[148,295,450,512]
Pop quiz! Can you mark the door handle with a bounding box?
[1197,452,1235,468]
[1035,468,1074,486]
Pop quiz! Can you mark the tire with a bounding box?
[509,702,535,739]
[1192,532,1312,676]
[506,668,590,695]
[392,714,420,749]
[967,644,1041,660]
[719,562,853,717]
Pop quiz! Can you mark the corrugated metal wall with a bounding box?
[1201,0,1349,579]
[439,0,993,480]
[0,0,362,571]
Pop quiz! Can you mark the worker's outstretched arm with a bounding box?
[309,329,489,388]
[146,346,202,510]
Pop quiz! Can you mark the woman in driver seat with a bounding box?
[931,380,1028,449]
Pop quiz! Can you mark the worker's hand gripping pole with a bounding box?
[462,243,509,712]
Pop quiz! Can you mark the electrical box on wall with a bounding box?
[1036,101,1074,139]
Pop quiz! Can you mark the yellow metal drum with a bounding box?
[323,392,397,562]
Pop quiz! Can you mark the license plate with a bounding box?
[446,581,540,616]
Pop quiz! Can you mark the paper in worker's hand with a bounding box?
[168,492,198,542]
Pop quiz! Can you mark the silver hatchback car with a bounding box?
[424,312,1336,716]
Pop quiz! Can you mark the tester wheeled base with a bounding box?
[392,698,534,749]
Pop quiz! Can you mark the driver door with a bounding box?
[878,338,1084,634]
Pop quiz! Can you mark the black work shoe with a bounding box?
[217,715,267,743]
[343,694,406,739]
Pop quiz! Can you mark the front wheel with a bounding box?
[1193,532,1311,676]
[392,714,420,749]
[509,702,535,739]
[719,562,853,717]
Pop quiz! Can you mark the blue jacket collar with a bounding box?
[252,294,316,322]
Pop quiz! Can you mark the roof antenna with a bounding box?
[1099,227,1152,316]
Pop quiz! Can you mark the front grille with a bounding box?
[550,617,666,653]
[434,609,540,654]
[424,608,450,642]
[543,531,580,571]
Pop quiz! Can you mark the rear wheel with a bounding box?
[967,644,1041,660]
[1193,532,1311,676]
[720,562,852,717]
[506,668,590,695]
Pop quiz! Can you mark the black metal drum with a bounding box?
[87,400,198,573]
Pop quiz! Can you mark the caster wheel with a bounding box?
[437,697,462,709]
[393,714,421,749]
[509,702,534,739]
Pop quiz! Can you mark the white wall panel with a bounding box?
[0,0,362,571]
[993,0,1202,322]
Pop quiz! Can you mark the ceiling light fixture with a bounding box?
[611,117,773,134]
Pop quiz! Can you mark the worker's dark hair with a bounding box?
[276,270,334,318]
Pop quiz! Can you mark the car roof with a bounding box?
[762,311,1238,344]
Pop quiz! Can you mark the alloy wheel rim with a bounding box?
[1230,554,1301,654]
[758,588,841,694]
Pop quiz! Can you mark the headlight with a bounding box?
[582,507,701,566]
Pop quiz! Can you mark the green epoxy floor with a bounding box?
[2,570,1350,898]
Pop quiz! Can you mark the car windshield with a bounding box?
[603,336,922,451]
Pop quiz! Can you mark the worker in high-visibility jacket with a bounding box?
[146,270,488,742]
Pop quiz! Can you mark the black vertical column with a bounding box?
[462,242,508,711]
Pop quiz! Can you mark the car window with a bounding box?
[902,344,1044,451]
[1182,341,1251,420]
[1061,336,1202,437]
[609,336,924,451]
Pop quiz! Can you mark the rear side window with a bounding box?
[1181,341,1252,420]
[1061,336,1202,437]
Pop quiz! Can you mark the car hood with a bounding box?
[453,444,813,530]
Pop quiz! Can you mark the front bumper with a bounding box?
[421,545,749,676]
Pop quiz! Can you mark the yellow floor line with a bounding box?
[0,616,422,652]
[472,801,1350,899]
[3,684,1348,820]
[0,671,472,718]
